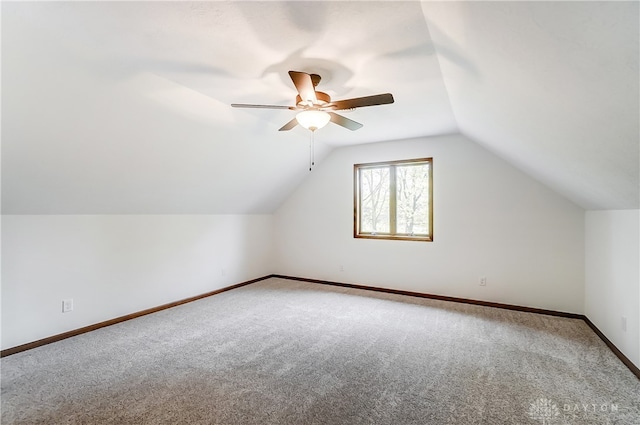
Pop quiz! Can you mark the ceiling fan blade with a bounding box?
[329,112,363,131]
[288,71,318,104]
[278,117,299,131]
[231,103,295,110]
[328,93,394,110]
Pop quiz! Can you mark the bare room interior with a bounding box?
[2,1,639,424]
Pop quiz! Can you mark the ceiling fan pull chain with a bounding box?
[312,131,315,168]
[309,131,313,171]
[308,130,317,171]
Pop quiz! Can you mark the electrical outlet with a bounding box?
[62,299,74,313]
[339,265,344,272]
[221,268,226,277]
[621,316,627,332]
[479,277,487,286]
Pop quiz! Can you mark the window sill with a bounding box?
[354,234,433,242]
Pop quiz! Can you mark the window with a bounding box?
[354,158,433,241]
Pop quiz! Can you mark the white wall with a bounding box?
[1,214,273,350]
[274,134,585,313]
[585,210,640,368]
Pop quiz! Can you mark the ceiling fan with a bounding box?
[231,71,394,132]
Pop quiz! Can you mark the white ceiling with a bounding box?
[2,1,638,214]
[422,1,639,210]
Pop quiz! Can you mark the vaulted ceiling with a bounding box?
[2,1,638,214]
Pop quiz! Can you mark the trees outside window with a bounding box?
[354,158,432,241]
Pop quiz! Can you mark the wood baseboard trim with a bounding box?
[273,274,640,380]
[0,275,274,358]
[4,273,639,381]
[273,274,583,319]
[583,317,640,379]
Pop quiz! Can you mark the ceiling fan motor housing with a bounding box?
[296,91,331,108]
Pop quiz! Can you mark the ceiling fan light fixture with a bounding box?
[296,110,330,131]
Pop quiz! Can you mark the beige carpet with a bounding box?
[2,277,639,424]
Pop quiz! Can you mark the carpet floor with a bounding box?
[2,277,639,424]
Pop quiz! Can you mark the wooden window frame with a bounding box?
[354,158,433,242]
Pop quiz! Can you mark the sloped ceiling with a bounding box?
[2,1,638,214]
[422,1,639,210]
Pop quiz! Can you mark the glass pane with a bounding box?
[359,167,390,233]
[395,163,430,235]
